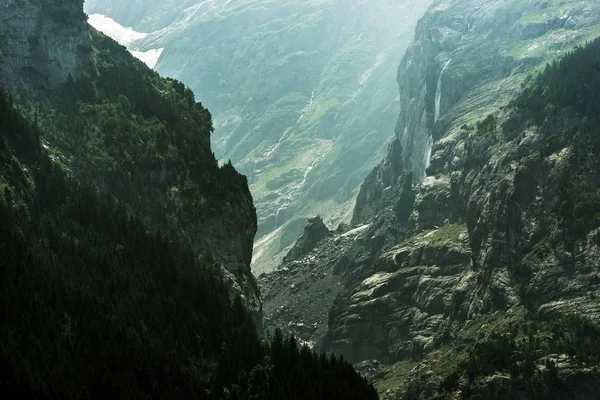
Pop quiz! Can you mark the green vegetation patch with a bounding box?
[461,307,528,340]
[510,36,600,242]
[438,313,600,396]
[400,223,469,249]
[373,360,417,395]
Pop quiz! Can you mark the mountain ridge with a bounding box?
[83,0,436,276]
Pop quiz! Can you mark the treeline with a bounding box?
[511,36,600,126]
[439,316,600,397]
[222,329,378,400]
[0,87,377,399]
[509,36,600,242]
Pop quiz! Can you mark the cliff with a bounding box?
[260,0,600,398]
[0,0,90,91]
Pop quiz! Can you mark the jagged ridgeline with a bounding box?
[0,1,378,398]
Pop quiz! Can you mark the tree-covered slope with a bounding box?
[0,89,259,398]
[0,91,377,399]
[2,0,262,324]
[0,0,378,398]
[84,0,434,275]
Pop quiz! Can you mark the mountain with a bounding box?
[1,0,261,326]
[0,0,378,398]
[260,0,600,398]
[83,0,435,275]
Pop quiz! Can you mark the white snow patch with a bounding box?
[88,14,147,46]
[88,14,163,69]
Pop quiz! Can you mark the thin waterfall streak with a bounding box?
[434,58,452,123]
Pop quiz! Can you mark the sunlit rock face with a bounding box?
[83,0,436,276]
[391,0,600,182]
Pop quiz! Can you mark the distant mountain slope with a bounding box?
[83,0,434,275]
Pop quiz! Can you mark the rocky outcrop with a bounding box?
[352,138,414,227]
[282,216,331,263]
[0,0,92,92]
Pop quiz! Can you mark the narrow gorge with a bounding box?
[3,0,600,399]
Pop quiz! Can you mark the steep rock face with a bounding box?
[352,137,414,226]
[0,0,91,92]
[387,111,600,398]
[83,0,435,276]
[382,0,600,181]
[326,223,472,363]
[261,0,600,397]
[0,0,261,326]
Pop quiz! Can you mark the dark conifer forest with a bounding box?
[511,37,600,242]
[0,87,378,398]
